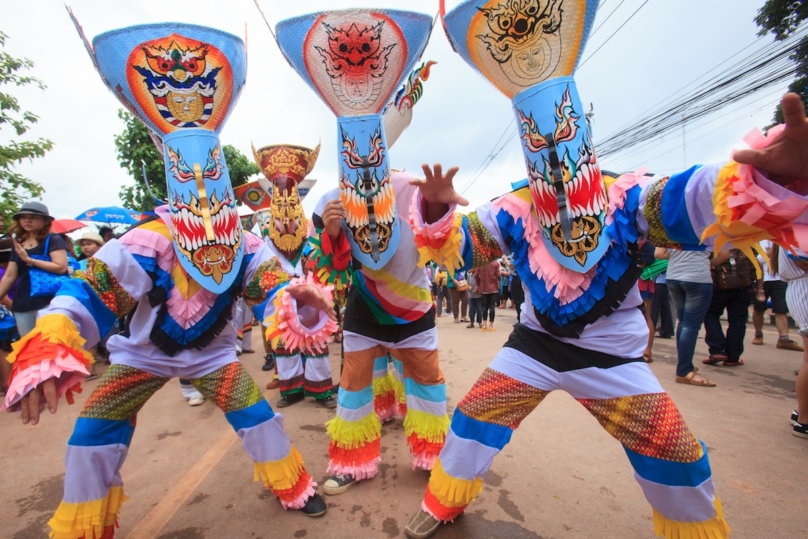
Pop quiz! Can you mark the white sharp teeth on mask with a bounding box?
[582,165,590,187]
[586,202,593,216]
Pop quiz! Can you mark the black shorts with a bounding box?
[753,281,789,314]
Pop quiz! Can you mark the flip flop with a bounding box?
[722,359,745,367]
[676,372,716,387]
[702,355,726,365]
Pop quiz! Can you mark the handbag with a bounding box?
[452,273,469,292]
[28,235,71,297]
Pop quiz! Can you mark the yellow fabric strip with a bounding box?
[8,313,94,366]
[48,485,126,539]
[325,412,382,449]
[653,498,731,539]
[428,458,483,508]
[404,408,450,444]
[415,213,466,274]
[253,446,306,492]
[372,371,397,397]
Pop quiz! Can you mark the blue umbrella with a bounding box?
[76,206,142,225]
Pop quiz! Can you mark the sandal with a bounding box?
[702,355,727,365]
[675,371,716,387]
[722,359,745,367]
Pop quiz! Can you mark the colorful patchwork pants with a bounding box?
[327,328,449,479]
[422,326,730,539]
[275,343,334,400]
[48,362,316,539]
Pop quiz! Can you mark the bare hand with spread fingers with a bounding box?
[286,283,337,321]
[18,378,58,425]
[409,164,467,224]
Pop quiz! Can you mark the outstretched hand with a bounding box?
[18,378,58,425]
[410,164,468,207]
[734,93,808,189]
[285,283,337,321]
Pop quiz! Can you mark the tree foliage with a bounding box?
[754,0,808,126]
[0,31,54,233]
[114,110,259,212]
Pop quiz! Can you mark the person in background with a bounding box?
[753,240,803,352]
[0,236,17,394]
[476,258,500,332]
[98,226,115,244]
[448,269,469,323]
[76,231,108,381]
[667,249,716,387]
[510,267,524,324]
[702,249,755,367]
[466,269,482,328]
[498,254,511,308]
[60,234,81,274]
[0,202,68,338]
[637,242,658,363]
[434,266,452,317]
[651,268,675,339]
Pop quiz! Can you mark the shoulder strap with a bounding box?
[42,234,52,252]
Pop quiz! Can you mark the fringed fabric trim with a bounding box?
[653,498,730,539]
[373,369,398,421]
[403,409,450,444]
[265,273,338,355]
[3,314,93,411]
[327,438,382,480]
[407,432,444,470]
[423,458,483,521]
[253,446,309,494]
[410,191,465,273]
[308,232,352,293]
[326,412,382,449]
[48,485,126,539]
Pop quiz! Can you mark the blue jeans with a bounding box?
[468,297,483,324]
[667,280,712,377]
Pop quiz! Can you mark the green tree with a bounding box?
[114,110,259,212]
[754,0,808,126]
[0,31,54,232]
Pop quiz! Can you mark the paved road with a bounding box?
[2,308,805,538]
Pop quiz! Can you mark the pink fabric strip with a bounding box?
[1,350,90,412]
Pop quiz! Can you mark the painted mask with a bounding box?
[443,0,606,273]
[275,9,433,270]
[252,143,320,261]
[70,12,247,292]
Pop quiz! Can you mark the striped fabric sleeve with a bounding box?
[2,241,153,411]
[639,159,808,277]
[409,190,503,272]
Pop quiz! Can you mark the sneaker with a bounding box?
[299,493,328,517]
[777,338,804,352]
[404,509,442,539]
[242,348,255,355]
[323,473,357,495]
[752,333,763,346]
[319,396,337,409]
[791,410,799,426]
[793,420,808,439]
[262,354,276,371]
[276,393,305,408]
[188,396,205,406]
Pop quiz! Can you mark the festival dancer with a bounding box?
[273,10,447,495]
[1,17,334,537]
[401,1,808,538]
[245,142,337,409]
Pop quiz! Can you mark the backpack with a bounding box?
[712,249,755,290]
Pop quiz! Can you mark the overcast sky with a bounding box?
[0,0,793,222]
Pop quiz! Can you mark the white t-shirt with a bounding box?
[666,250,712,284]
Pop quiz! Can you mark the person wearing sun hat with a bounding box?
[77,231,105,271]
[0,201,68,338]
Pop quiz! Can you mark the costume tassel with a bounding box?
[48,486,126,539]
[653,499,731,539]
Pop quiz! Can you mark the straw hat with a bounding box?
[79,231,105,246]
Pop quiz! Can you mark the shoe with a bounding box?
[466,323,475,328]
[702,354,727,365]
[793,420,808,439]
[675,372,716,387]
[319,396,337,409]
[323,473,357,495]
[791,410,799,426]
[777,339,804,352]
[189,396,205,406]
[85,373,99,382]
[242,349,255,354]
[752,333,764,346]
[299,493,328,517]
[262,354,276,371]
[404,509,442,539]
[276,393,305,408]
[266,378,280,390]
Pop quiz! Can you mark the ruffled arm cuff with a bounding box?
[2,314,94,412]
[264,274,338,354]
[308,230,352,292]
[700,125,808,276]
[409,190,465,272]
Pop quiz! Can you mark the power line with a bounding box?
[589,0,628,39]
[579,0,651,69]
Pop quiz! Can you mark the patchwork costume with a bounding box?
[244,142,336,407]
[404,1,808,538]
[273,10,449,487]
[2,16,332,537]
